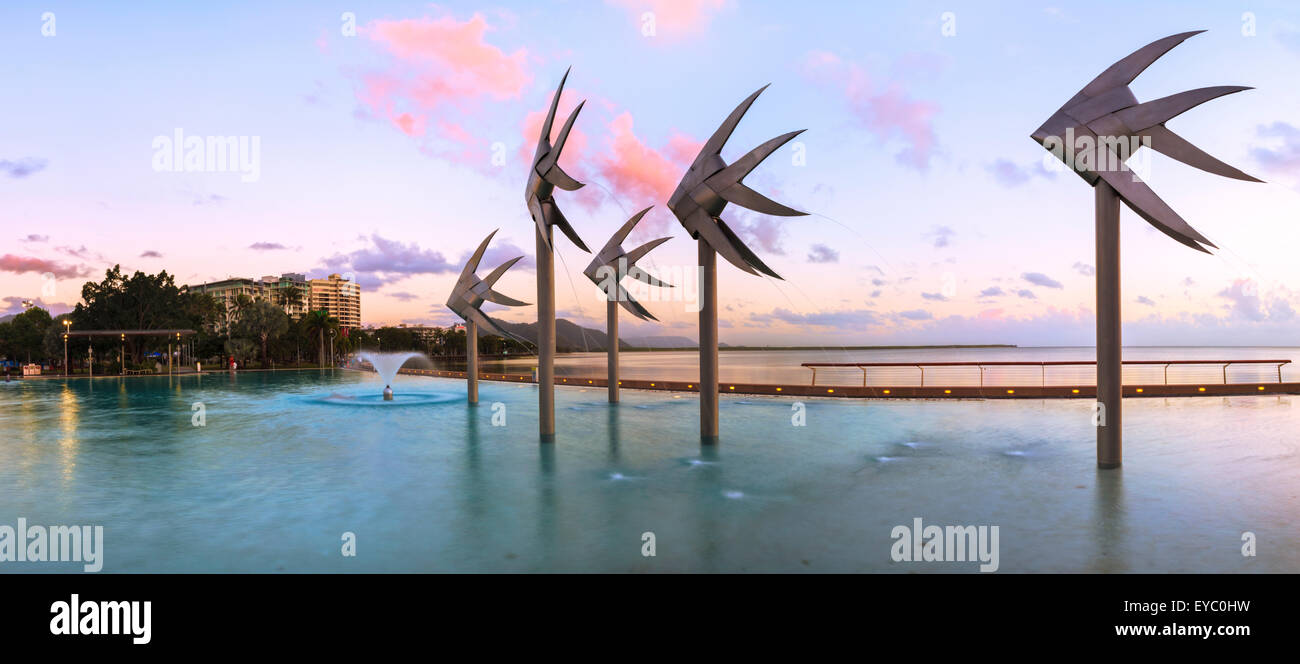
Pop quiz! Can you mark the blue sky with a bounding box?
[3,0,1300,345]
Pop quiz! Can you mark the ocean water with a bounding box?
[1,365,1296,573]
[470,346,1300,386]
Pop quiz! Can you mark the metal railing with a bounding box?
[801,359,1292,387]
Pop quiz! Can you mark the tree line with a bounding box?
[0,266,528,374]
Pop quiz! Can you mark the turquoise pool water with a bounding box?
[1,370,1296,572]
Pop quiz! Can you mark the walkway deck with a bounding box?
[395,363,1300,399]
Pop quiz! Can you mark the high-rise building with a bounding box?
[191,272,317,331]
[260,273,310,320]
[309,273,362,330]
[190,277,267,332]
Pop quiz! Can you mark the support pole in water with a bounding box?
[1031,31,1262,468]
[699,241,718,443]
[445,229,528,408]
[1096,181,1122,469]
[466,319,478,405]
[537,225,556,441]
[607,299,619,403]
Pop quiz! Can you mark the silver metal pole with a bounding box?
[699,241,718,442]
[467,319,478,404]
[1096,181,1122,469]
[537,225,556,441]
[607,299,618,403]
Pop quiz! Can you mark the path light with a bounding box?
[1033,31,1260,469]
[446,230,529,405]
[669,85,806,443]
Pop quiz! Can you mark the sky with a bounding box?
[3,0,1300,346]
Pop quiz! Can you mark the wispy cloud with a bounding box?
[0,157,48,178]
[1022,272,1063,289]
[605,0,730,39]
[807,244,839,263]
[1251,122,1300,175]
[249,242,288,251]
[733,214,787,257]
[927,225,955,248]
[475,239,534,272]
[318,234,458,289]
[802,51,939,170]
[0,255,90,279]
[985,158,1056,188]
[749,307,883,328]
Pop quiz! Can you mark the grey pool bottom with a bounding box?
[0,371,1293,572]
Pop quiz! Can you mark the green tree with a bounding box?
[74,266,217,362]
[277,285,304,315]
[5,306,53,363]
[223,338,257,366]
[301,310,339,367]
[233,300,289,368]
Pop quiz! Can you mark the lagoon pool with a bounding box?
[1,370,1296,572]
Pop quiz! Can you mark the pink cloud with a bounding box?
[354,13,530,156]
[363,14,530,104]
[0,254,90,279]
[803,50,939,170]
[597,113,701,215]
[606,0,729,37]
[437,121,488,166]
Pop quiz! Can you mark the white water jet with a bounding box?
[358,351,426,398]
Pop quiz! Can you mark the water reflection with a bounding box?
[692,445,722,572]
[537,442,557,567]
[57,384,80,486]
[607,406,620,464]
[1092,468,1127,572]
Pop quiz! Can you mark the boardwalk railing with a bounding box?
[800,359,1291,387]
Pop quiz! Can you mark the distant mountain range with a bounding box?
[495,319,701,352]
[0,314,14,324]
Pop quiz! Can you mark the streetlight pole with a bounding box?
[120,333,125,375]
[62,319,70,377]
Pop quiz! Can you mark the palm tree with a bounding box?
[228,293,255,336]
[234,300,289,368]
[277,285,304,318]
[301,310,338,367]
